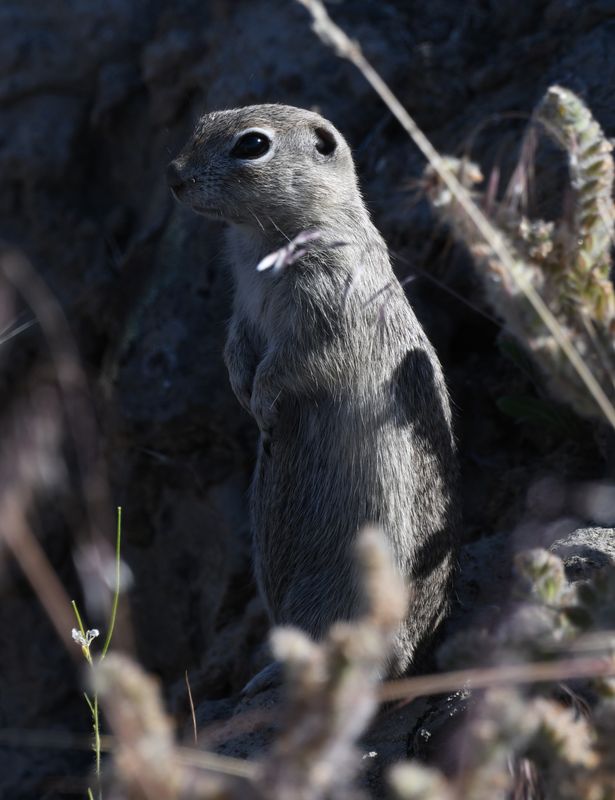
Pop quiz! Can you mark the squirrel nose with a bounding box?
[167,161,186,191]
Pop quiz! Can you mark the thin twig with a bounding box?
[390,247,503,328]
[101,506,122,659]
[185,669,198,745]
[0,728,261,780]
[0,317,38,346]
[379,655,615,703]
[175,746,262,779]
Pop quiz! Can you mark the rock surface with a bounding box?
[551,527,615,580]
[1,1,614,797]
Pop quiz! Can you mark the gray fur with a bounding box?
[169,104,459,679]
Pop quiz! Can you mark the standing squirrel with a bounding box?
[168,104,459,694]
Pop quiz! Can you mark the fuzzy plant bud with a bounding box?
[513,549,566,605]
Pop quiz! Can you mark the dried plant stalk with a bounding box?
[423,86,615,420]
[536,85,615,325]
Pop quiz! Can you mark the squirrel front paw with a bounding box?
[250,384,279,442]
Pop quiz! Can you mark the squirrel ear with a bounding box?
[314,126,337,156]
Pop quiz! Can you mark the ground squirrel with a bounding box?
[168,104,459,693]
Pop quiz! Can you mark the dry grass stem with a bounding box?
[379,654,615,703]
[185,670,198,746]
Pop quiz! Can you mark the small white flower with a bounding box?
[71,628,100,648]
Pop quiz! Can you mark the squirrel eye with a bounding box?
[230,131,271,159]
[314,127,336,156]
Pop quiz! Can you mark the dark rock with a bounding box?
[550,527,615,581]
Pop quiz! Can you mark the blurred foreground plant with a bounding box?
[94,527,406,800]
[93,530,615,800]
[430,548,615,800]
[424,86,615,422]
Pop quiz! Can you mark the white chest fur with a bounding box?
[226,226,287,342]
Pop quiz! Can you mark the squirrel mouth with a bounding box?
[168,185,216,215]
[172,191,220,218]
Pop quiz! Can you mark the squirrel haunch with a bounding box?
[170,104,459,679]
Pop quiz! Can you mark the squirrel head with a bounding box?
[167,104,360,233]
